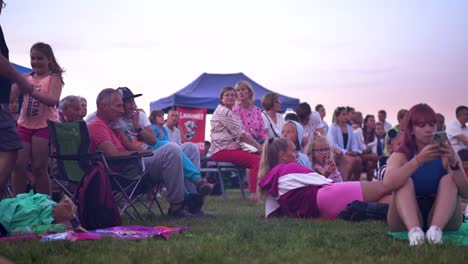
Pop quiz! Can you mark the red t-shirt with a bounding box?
[88,116,126,153]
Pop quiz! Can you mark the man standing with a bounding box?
[446,106,468,153]
[377,110,392,132]
[0,0,34,197]
[87,88,191,217]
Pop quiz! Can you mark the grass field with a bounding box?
[0,190,466,264]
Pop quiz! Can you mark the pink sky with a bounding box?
[2,0,467,126]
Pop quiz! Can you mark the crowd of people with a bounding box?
[1,0,468,246]
[207,83,468,246]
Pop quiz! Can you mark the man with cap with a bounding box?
[88,88,191,217]
[112,87,213,216]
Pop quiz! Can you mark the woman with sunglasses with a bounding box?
[258,138,391,219]
[385,104,463,246]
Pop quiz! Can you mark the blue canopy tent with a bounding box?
[11,63,32,113]
[12,63,32,75]
[150,73,300,113]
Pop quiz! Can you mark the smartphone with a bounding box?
[432,131,447,145]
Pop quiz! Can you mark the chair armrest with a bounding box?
[104,151,153,162]
[49,153,103,160]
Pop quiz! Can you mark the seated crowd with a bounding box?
[1,71,467,245]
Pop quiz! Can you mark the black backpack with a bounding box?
[76,162,121,230]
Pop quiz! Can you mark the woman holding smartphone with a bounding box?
[385,103,463,246]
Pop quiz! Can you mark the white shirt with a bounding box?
[164,124,182,145]
[382,121,392,132]
[303,111,324,139]
[110,111,152,150]
[353,127,367,152]
[262,111,285,139]
[321,120,329,135]
[446,119,468,152]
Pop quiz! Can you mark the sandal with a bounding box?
[196,179,214,196]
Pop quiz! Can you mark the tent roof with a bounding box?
[12,63,32,75]
[150,73,300,113]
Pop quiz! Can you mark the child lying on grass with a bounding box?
[0,192,86,236]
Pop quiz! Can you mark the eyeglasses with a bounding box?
[312,148,330,153]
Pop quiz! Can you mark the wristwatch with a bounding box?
[449,161,460,171]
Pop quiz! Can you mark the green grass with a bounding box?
[0,190,466,264]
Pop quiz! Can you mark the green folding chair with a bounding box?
[47,120,164,221]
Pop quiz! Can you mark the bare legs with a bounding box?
[387,176,462,232]
[0,150,17,198]
[360,153,378,181]
[337,155,362,181]
[13,136,51,195]
[360,180,392,202]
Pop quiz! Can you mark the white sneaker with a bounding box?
[408,227,425,246]
[426,226,443,244]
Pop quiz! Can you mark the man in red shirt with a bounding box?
[88,88,190,217]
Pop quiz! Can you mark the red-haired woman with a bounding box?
[385,104,463,246]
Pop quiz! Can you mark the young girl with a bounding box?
[373,128,403,181]
[11,42,64,195]
[258,138,390,219]
[305,136,343,183]
[281,120,311,169]
[385,103,463,245]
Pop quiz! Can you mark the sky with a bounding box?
[2,0,467,130]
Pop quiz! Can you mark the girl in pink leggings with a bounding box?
[258,138,390,219]
[11,42,64,195]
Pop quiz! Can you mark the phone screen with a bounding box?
[432,131,447,145]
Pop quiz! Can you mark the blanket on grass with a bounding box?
[0,225,187,242]
[388,220,468,245]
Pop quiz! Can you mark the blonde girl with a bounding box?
[305,136,343,183]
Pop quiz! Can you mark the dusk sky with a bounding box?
[2,0,467,128]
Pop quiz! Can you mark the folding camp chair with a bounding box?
[47,120,164,221]
[200,160,246,201]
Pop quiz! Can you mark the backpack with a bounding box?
[75,161,121,230]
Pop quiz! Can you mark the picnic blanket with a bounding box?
[388,219,468,245]
[0,225,187,242]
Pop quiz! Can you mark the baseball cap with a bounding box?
[116,87,142,100]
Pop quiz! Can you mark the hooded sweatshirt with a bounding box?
[286,121,312,169]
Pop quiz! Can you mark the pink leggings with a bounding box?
[316,182,363,219]
[211,149,260,193]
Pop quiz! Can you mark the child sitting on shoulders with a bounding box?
[305,136,343,183]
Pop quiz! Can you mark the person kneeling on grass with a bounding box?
[384,104,464,246]
[258,138,391,219]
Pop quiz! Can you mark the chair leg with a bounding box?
[217,169,227,201]
[153,183,165,215]
[52,177,78,204]
[237,169,246,200]
[112,177,144,221]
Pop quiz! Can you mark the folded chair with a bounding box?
[47,120,164,221]
[200,160,246,201]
